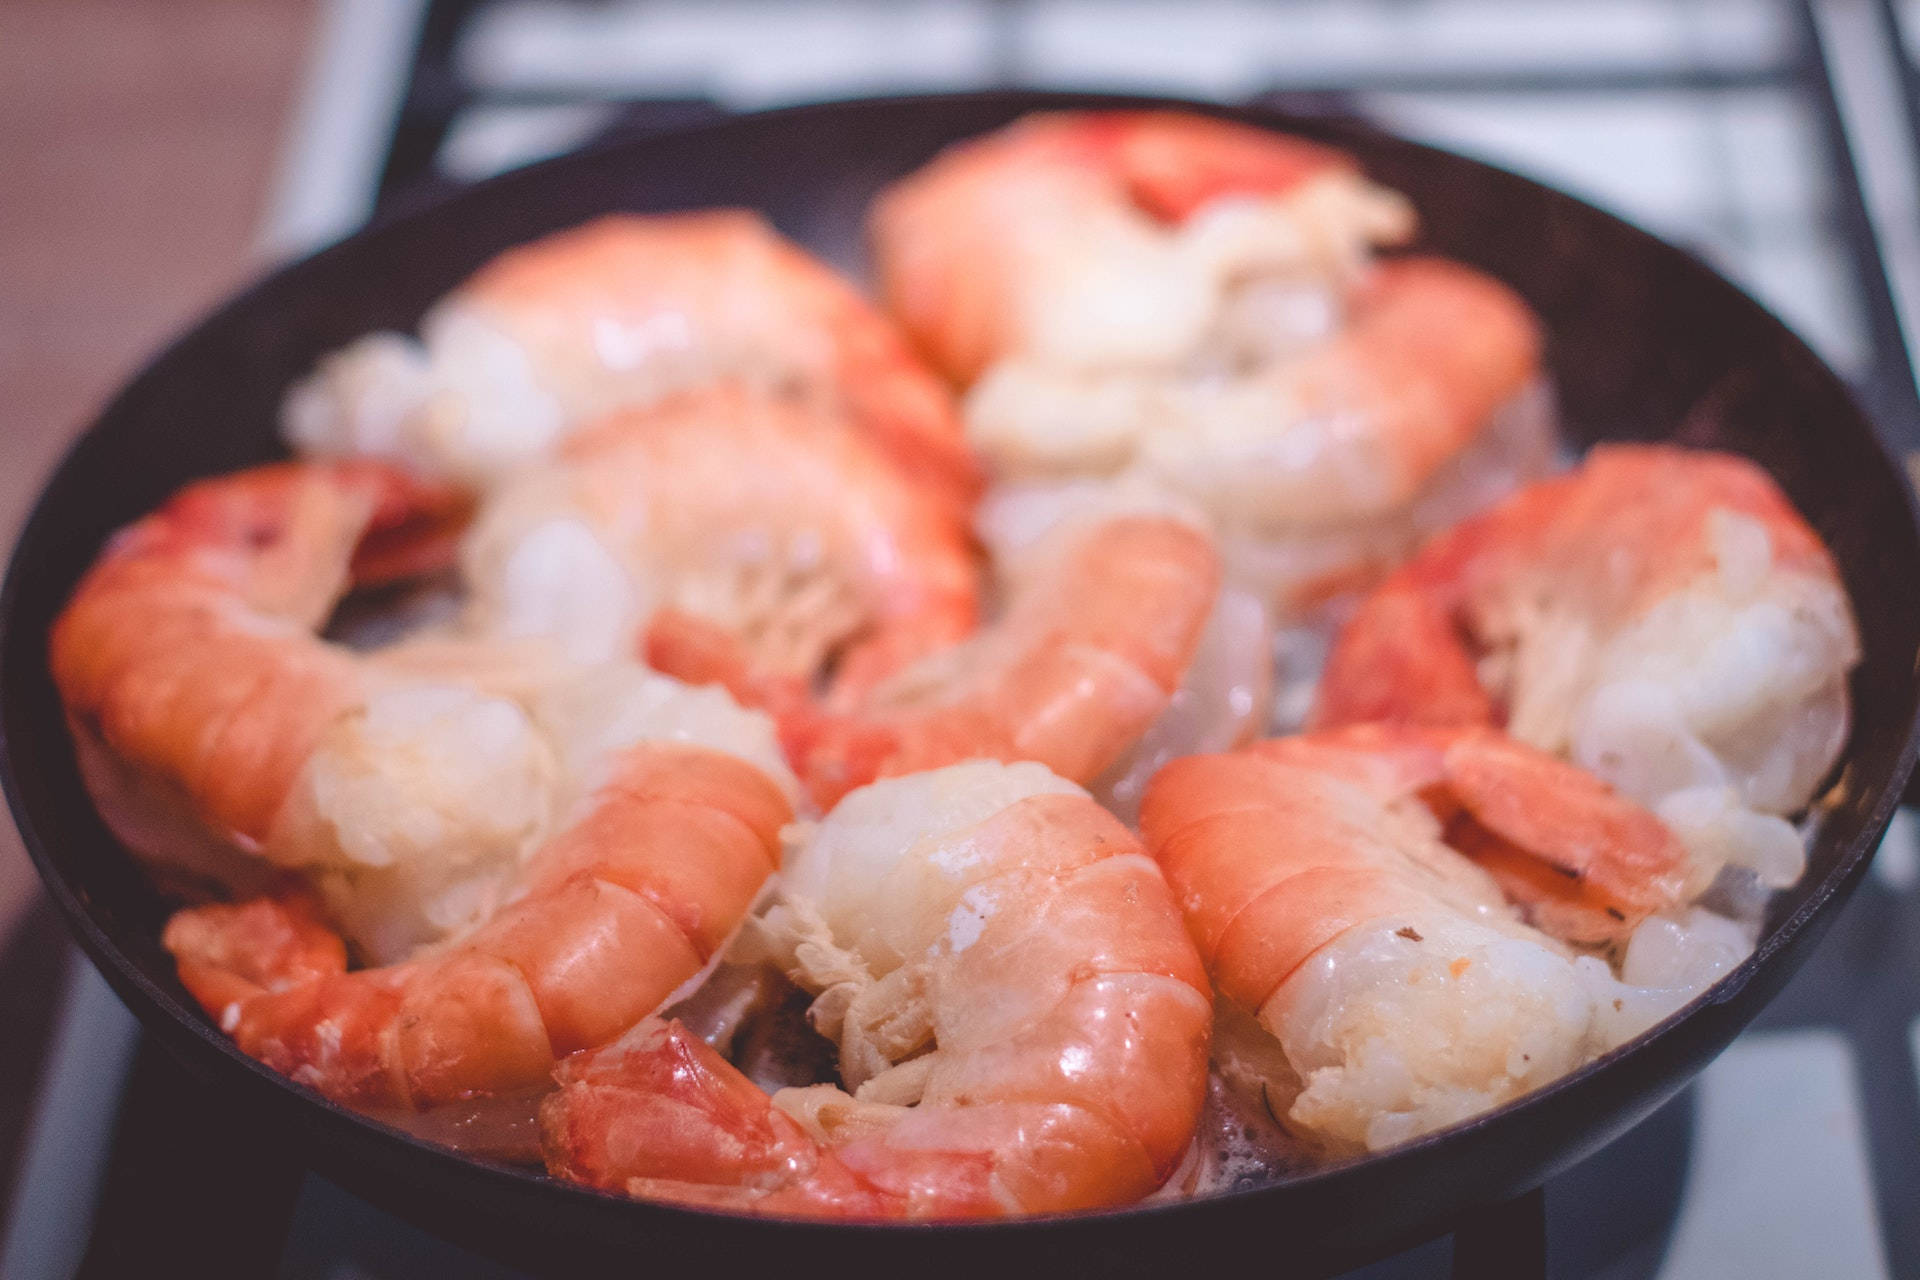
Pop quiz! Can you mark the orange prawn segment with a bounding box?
[1142,726,1695,1151]
[786,514,1219,807]
[540,763,1213,1218]
[1209,257,1541,521]
[1313,445,1859,886]
[873,110,1406,381]
[1438,732,1690,944]
[287,211,979,507]
[460,388,979,709]
[50,461,468,847]
[163,743,790,1109]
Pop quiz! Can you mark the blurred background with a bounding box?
[4,1,1920,1276]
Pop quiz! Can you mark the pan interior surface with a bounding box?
[1,92,1915,1272]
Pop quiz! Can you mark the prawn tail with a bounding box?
[1439,730,1691,944]
[162,891,348,1016]
[166,895,562,1108]
[541,1019,879,1211]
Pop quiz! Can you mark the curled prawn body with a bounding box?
[540,760,1213,1217]
[785,509,1221,807]
[49,462,470,892]
[1142,725,1734,1154]
[874,110,1416,382]
[457,387,979,711]
[1314,444,1861,890]
[50,459,796,974]
[165,672,796,1109]
[51,460,568,960]
[872,111,1549,612]
[285,210,978,505]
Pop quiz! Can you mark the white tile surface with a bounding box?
[440,102,617,180]
[1874,806,1919,891]
[1909,1013,1920,1108]
[453,0,1792,104]
[1015,1,1290,97]
[1813,0,1920,393]
[1359,89,1787,235]
[1357,86,1866,366]
[0,965,141,1280]
[460,0,999,105]
[260,0,428,258]
[1021,0,1788,82]
[1658,1029,1889,1280]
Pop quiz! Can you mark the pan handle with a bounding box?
[1450,1186,1547,1280]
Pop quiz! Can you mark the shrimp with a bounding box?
[871,111,1550,612]
[873,110,1416,382]
[784,510,1220,807]
[457,387,979,712]
[284,210,978,505]
[164,665,796,1109]
[1142,725,1735,1154]
[1313,444,1861,891]
[49,461,471,897]
[540,760,1213,1217]
[49,461,795,967]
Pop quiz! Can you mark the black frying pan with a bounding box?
[4,92,1917,1278]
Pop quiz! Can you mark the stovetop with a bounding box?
[7,2,1920,1276]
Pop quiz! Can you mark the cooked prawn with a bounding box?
[872,111,1549,612]
[1142,725,1738,1153]
[285,210,978,505]
[784,510,1219,806]
[49,461,469,890]
[540,760,1212,1217]
[1313,444,1860,890]
[458,387,979,712]
[165,677,794,1109]
[873,110,1416,382]
[50,461,796,967]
